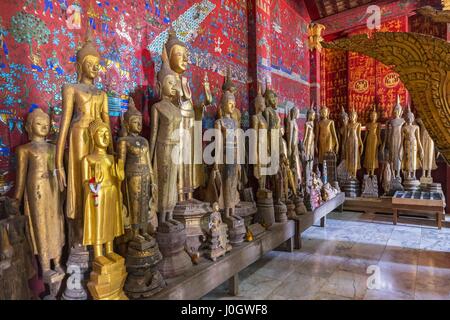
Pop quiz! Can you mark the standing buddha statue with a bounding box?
[81,119,127,300]
[317,106,339,164]
[285,107,302,190]
[303,105,316,187]
[417,117,439,184]
[55,30,111,247]
[383,96,405,179]
[363,106,381,176]
[401,106,423,190]
[345,109,363,179]
[338,106,349,163]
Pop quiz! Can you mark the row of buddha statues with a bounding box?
[3,29,311,300]
[302,96,441,199]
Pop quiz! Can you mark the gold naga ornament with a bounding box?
[55,29,111,247]
[416,0,450,23]
[322,32,450,164]
[82,119,127,300]
[12,108,65,280]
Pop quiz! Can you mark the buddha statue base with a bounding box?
[403,178,421,192]
[223,215,246,245]
[87,254,128,300]
[235,201,257,227]
[124,236,166,299]
[422,182,443,195]
[361,175,379,198]
[285,199,296,219]
[294,196,307,215]
[254,189,276,228]
[204,211,232,262]
[62,246,90,300]
[156,226,192,279]
[420,176,433,185]
[342,178,360,198]
[387,177,404,196]
[43,269,65,300]
[274,202,288,223]
[173,199,212,263]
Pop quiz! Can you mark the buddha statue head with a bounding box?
[255,83,266,114]
[289,107,299,120]
[393,95,403,118]
[369,105,378,123]
[320,106,330,119]
[89,119,110,149]
[340,106,348,125]
[26,108,50,141]
[263,79,277,110]
[405,104,415,124]
[76,29,101,82]
[165,29,188,74]
[349,108,358,123]
[220,90,236,118]
[124,98,142,135]
[307,103,316,122]
[157,47,179,99]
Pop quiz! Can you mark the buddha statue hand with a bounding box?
[116,160,125,181]
[55,167,67,192]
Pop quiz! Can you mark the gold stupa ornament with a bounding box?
[307,23,326,52]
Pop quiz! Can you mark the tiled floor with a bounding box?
[202,211,450,300]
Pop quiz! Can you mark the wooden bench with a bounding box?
[150,220,295,299]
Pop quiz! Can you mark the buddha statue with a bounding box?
[303,104,316,176]
[401,106,424,181]
[417,117,439,182]
[251,84,269,191]
[383,96,405,179]
[338,106,349,163]
[13,108,65,279]
[164,30,210,201]
[285,107,302,189]
[317,106,339,164]
[345,110,363,179]
[148,48,182,231]
[81,119,127,300]
[117,98,155,239]
[363,106,381,176]
[55,30,111,247]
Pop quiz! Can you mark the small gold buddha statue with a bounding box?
[13,108,65,278]
[55,30,111,247]
[317,106,339,164]
[401,106,424,180]
[117,98,155,239]
[149,48,183,232]
[363,106,381,176]
[344,109,363,179]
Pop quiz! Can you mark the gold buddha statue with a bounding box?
[148,48,183,231]
[303,105,316,181]
[81,119,127,300]
[55,30,111,247]
[417,117,439,181]
[363,106,381,176]
[251,84,269,191]
[344,109,363,179]
[317,106,339,164]
[13,108,65,278]
[383,96,405,179]
[164,30,210,201]
[117,98,155,239]
[401,106,424,180]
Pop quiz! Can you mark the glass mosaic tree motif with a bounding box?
[10,12,50,56]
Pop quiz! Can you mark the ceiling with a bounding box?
[306,0,378,20]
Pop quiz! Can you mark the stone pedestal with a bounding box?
[254,189,275,228]
[387,176,404,196]
[361,175,379,198]
[43,270,65,300]
[285,199,296,219]
[156,226,192,279]
[62,246,90,300]
[235,201,257,227]
[223,215,246,245]
[87,253,128,300]
[274,203,288,223]
[403,178,421,192]
[124,236,166,299]
[293,196,307,215]
[342,178,360,198]
[173,200,211,261]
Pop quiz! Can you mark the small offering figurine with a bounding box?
[13,108,65,299]
[81,119,127,300]
[204,203,232,261]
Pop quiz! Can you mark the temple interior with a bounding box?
[0,0,449,301]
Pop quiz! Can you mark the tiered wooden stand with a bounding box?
[150,221,294,299]
[291,192,345,249]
